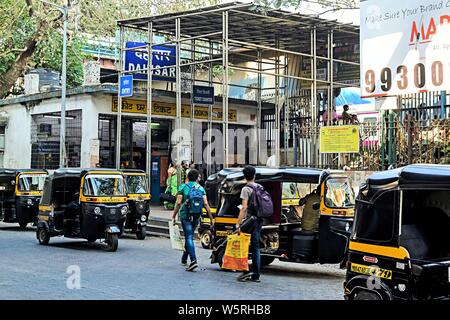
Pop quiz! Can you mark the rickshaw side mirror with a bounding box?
[312,202,320,210]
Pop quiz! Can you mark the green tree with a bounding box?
[254,0,358,11]
[0,0,220,98]
[0,0,85,98]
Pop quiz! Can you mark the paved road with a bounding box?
[0,222,345,300]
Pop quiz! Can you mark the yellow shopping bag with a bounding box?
[222,233,251,271]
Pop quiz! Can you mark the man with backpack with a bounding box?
[236,165,273,282]
[172,169,214,271]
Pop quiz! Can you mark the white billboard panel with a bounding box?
[360,0,450,97]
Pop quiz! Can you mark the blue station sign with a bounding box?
[125,41,176,82]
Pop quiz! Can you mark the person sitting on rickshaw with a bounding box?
[298,188,320,232]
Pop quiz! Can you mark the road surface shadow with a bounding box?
[0,225,36,232]
[41,240,113,252]
[119,233,142,240]
[208,263,344,279]
[260,264,344,279]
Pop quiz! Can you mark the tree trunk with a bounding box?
[0,19,47,99]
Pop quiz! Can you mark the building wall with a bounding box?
[1,94,95,169]
[0,90,258,169]
[2,106,31,168]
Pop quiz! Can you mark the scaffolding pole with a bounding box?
[257,49,262,165]
[274,37,280,167]
[175,17,182,181]
[190,39,195,164]
[116,25,124,170]
[222,11,229,168]
[146,22,153,188]
[311,27,318,167]
[207,41,213,176]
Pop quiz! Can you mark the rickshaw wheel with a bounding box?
[354,290,381,300]
[37,227,50,245]
[136,226,146,240]
[105,234,119,252]
[201,231,212,249]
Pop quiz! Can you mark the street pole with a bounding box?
[60,4,67,168]
[40,0,67,168]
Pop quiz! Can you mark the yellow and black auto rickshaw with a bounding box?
[0,169,48,229]
[36,168,128,251]
[345,164,450,300]
[199,170,303,249]
[210,167,355,268]
[122,169,151,240]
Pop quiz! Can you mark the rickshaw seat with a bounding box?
[400,224,431,260]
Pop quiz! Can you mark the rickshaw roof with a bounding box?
[52,168,124,179]
[219,167,329,184]
[0,168,47,176]
[367,164,450,189]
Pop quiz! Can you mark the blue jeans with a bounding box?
[181,216,199,263]
[249,219,262,279]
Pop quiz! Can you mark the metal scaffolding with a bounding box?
[116,1,360,180]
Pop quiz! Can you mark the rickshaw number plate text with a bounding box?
[351,263,393,280]
[216,231,231,237]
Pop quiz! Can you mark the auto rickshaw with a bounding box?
[36,168,128,251]
[0,169,48,229]
[344,164,450,300]
[122,169,150,240]
[199,171,303,249]
[210,167,355,268]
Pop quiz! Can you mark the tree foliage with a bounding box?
[254,0,358,11]
[0,0,220,98]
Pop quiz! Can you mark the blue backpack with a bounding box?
[184,184,204,217]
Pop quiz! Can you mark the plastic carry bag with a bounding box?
[169,223,184,251]
[222,233,251,271]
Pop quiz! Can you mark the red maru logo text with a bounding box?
[410,15,450,45]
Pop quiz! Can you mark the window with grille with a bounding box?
[31,110,82,169]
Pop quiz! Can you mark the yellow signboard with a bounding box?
[320,125,359,153]
[112,98,236,122]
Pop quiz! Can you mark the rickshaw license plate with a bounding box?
[270,242,279,249]
[350,263,393,280]
[216,230,231,237]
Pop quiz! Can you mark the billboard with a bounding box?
[125,42,176,81]
[360,0,450,97]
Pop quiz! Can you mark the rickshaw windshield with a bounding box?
[124,175,148,194]
[17,174,46,192]
[83,174,126,197]
[282,182,300,199]
[324,178,355,209]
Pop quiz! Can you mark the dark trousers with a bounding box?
[249,219,262,279]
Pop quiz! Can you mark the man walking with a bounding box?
[172,169,214,271]
[236,165,263,282]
